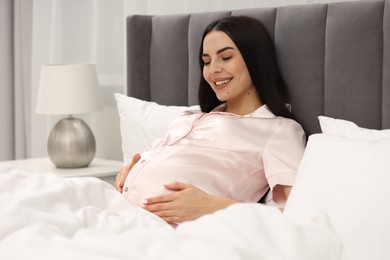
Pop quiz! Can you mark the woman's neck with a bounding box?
[225,102,262,115]
[225,85,263,116]
[225,93,262,115]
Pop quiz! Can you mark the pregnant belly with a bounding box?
[121,146,244,207]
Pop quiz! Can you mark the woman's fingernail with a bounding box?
[142,199,148,205]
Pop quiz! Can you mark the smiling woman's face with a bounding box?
[202,30,260,113]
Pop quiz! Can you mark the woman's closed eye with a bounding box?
[222,56,232,61]
[203,56,232,66]
[202,55,211,66]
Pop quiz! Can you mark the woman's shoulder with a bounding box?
[253,106,305,135]
[250,105,295,122]
[272,117,306,143]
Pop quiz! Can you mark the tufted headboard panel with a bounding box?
[127,0,390,135]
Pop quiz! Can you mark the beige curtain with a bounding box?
[0,0,32,160]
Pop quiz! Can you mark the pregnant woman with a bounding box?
[115,16,306,225]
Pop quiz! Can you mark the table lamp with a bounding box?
[36,63,103,168]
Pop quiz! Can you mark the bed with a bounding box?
[1,0,390,259]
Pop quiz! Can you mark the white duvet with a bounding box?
[0,166,341,260]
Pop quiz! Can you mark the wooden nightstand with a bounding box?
[0,157,124,185]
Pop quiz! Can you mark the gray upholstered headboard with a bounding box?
[127,0,390,135]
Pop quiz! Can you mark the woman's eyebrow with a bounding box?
[202,46,235,57]
[216,46,234,54]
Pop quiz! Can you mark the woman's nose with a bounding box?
[210,61,222,73]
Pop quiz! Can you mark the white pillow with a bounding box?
[318,115,390,140]
[283,133,390,260]
[114,93,200,164]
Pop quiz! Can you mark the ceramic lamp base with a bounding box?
[48,116,96,168]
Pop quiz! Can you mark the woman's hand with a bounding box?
[142,182,237,224]
[114,153,141,192]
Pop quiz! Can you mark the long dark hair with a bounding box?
[198,16,295,120]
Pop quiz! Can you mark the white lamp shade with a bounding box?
[36,63,103,115]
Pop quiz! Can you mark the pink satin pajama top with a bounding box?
[122,104,306,207]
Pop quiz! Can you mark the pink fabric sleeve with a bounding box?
[263,119,306,203]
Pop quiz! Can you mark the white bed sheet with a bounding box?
[0,166,341,260]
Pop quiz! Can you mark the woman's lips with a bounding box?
[214,78,231,90]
